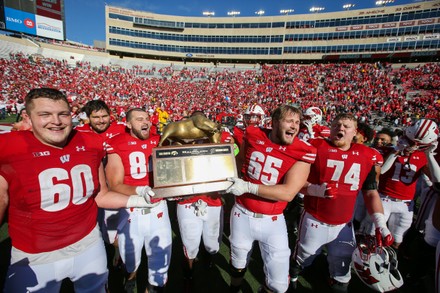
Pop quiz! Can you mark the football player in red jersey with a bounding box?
[0,88,153,292]
[75,99,126,141]
[75,99,127,274]
[289,113,392,293]
[105,108,172,293]
[360,119,440,250]
[225,104,317,293]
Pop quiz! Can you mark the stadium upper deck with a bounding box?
[106,1,440,64]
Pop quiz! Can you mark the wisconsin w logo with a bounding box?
[60,155,70,163]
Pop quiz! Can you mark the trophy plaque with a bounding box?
[152,143,237,198]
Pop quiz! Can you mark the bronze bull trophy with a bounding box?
[158,113,221,146]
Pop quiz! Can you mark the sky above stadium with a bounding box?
[65,0,423,45]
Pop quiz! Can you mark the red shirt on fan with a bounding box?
[237,126,316,215]
[0,130,105,253]
[304,138,382,225]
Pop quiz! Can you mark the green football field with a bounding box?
[0,200,431,292]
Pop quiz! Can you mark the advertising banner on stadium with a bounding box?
[4,7,36,36]
[36,14,63,40]
[1,0,64,40]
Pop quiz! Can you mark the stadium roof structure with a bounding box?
[105,1,440,64]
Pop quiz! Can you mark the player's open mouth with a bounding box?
[286,131,295,137]
[335,133,344,139]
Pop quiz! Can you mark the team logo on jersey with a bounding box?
[76,146,85,152]
[32,151,50,157]
[60,154,70,163]
[256,140,265,145]
[107,133,118,139]
[352,151,359,155]
[266,147,273,153]
[342,154,348,159]
[311,223,318,228]
[128,141,137,145]
[279,146,286,151]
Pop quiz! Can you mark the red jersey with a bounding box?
[298,124,331,142]
[304,139,382,225]
[0,130,105,253]
[379,151,427,201]
[106,132,160,187]
[237,126,317,215]
[233,126,245,149]
[75,121,126,141]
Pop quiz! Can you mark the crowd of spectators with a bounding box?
[0,52,439,127]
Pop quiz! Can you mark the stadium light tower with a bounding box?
[202,11,215,17]
[376,0,394,6]
[227,10,240,17]
[343,4,355,10]
[310,6,325,13]
[255,10,265,16]
[280,9,294,15]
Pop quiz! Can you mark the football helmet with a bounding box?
[304,107,323,124]
[352,235,404,293]
[404,119,439,150]
[235,114,244,129]
[244,104,265,126]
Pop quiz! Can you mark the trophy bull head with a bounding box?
[158,114,221,146]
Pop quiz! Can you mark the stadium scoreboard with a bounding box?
[0,0,64,40]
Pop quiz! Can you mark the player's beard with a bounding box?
[92,122,110,134]
[277,131,294,145]
[132,127,149,140]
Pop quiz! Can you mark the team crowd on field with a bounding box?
[0,54,440,293]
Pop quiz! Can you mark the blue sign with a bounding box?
[4,7,36,36]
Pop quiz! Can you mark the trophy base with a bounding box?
[153,180,233,198]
